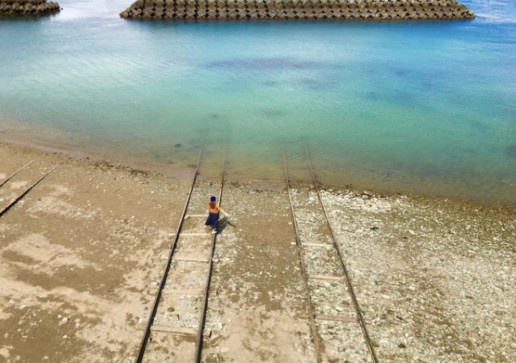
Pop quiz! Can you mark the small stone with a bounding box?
[59,317,69,326]
[398,342,406,348]
[167,313,179,321]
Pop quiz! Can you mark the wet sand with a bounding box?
[0,141,514,362]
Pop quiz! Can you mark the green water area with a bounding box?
[0,0,515,205]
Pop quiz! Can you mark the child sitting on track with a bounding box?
[205,196,230,234]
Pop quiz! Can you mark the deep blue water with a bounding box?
[0,0,515,204]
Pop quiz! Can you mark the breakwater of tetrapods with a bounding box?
[0,0,60,16]
[120,0,474,21]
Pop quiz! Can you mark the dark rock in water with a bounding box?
[364,91,380,101]
[301,77,335,92]
[205,58,316,71]
[262,109,286,117]
[174,143,181,148]
[263,80,278,87]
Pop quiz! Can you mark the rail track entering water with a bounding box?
[135,144,227,362]
[283,148,378,362]
[0,161,56,218]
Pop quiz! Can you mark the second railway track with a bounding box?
[283,148,378,363]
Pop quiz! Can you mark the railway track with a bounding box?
[283,148,378,362]
[0,160,34,188]
[0,161,56,218]
[135,144,227,362]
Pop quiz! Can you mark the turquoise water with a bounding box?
[1,0,515,204]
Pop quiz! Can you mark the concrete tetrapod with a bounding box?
[120,0,475,21]
[0,0,60,16]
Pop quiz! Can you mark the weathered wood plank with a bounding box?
[151,325,211,337]
[185,214,207,218]
[315,314,357,323]
[174,256,210,263]
[307,274,344,281]
[162,288,204,295]
[302,242,333,248]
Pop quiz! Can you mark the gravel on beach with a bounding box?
[0,141,514,362]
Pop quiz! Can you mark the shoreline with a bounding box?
[1,131,515,213]
[0,132,199,179]
[0,140,514,361]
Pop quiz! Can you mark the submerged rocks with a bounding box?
[0,0,60,16]
[120,0,475,21]
[508,144,516,157]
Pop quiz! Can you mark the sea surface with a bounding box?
[0,0,515,204]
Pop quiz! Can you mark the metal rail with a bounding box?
[305,147,379,363]
[0,160,34,188]
[282,150,323,363]
[195,142,228,363]
[0,165,57,218]
[135,145,204,363]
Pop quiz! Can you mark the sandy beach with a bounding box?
[0,140,514,362]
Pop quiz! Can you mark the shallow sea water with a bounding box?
[0,0,515,204]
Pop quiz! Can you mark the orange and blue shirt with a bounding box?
[208,203,220,214]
